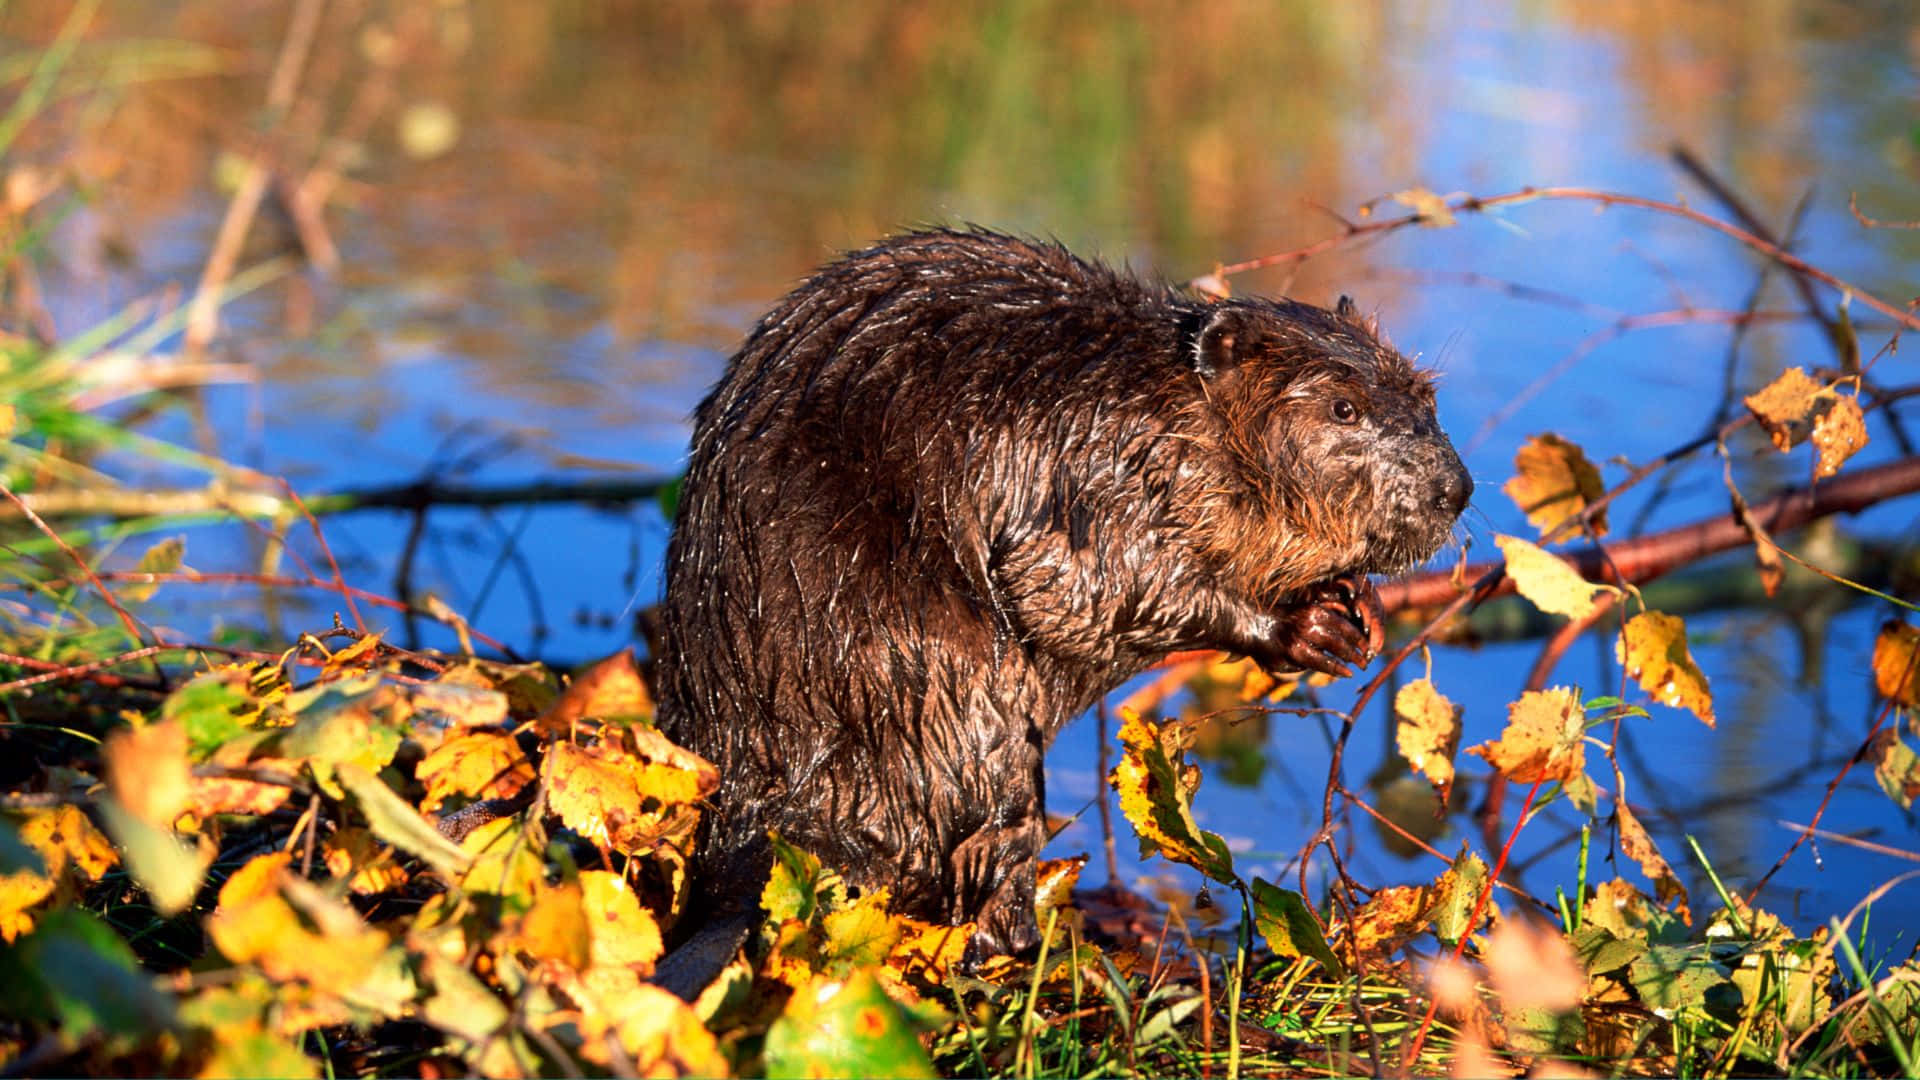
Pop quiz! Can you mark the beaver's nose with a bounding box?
[1434,466,1473,517]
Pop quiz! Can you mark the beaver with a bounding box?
[651,228,1470,993]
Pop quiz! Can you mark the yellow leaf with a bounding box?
[1392,186,1457,227]
[542,734,714,857]
[1872,620,1920,707]
[1108,709,1236,884]
[120,536,185,604]
[1034,855,1085,928]
[535,649,653,734]
[1466,687,1587,785]
[187,757,296,819]
[1346,884,1434,959]
[822,888,902,972]
[1503,433,1607,538]
[322,633,384,677]
[1744,366,1826,452]
[509,881,591,973]
[887,916,973,989]
[415,731,535,812]
[1617,612,1715,727]
[104,719,191,826]
[1394,678,1462,790]
[1614,800,1690,924]
[17,801,118,882]
[597,981,730,1077]
[580,870,664,973]
[1496,534,1616,621]
[206,853,393,992]
[1866,730,1920,811]
[1811,393,1867,478]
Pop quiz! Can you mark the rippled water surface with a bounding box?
[10,0,1920,938]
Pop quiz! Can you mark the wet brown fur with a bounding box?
[654,229,1471,963]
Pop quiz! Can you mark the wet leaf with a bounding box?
[416,730,534,812]
[1811,392,1867,478]
[104,719,191,826]
[1109,708,1237,885]
[1744,366,1826,452]
[535,649,653,735]
[764,968,938,1079]
[1866,730,1920,810]
[1617,612,1715,727]
[335,762,472,877]
[1873,620,1920,707]
[1393,186,1457,226]
[1503,433,1607,537]
[1395,677,1462,791]
[1496,534,1616,621]
[1,805,116,940]
[1250,877,1344,977]
[1615,801,1690,924]
[120,535,184,603]
[1467,687,1588,785]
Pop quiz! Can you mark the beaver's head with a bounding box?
[1182,295,1472,605]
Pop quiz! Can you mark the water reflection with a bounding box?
[5,0,1917,936]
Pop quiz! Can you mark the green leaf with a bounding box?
[96,795,206,915]
[335,763,472,877]
[1629,943,1732,1013]
[0,907,176,1039]
[164,670,258,760]
[764,969,937,1080]
[1249,878,1345,978]
[763,831,831,924]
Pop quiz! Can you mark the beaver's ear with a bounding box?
[1189,305,1248,379]
[1335,294,1360,321]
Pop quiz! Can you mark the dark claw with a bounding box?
[1259,573,1384,679]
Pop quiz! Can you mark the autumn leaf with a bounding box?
[579,869,664,973]
[1467,687,1588,786]
[507,880,591,973]
[822,888,903,972]
[1346,884,1435,959]
[1745,366,1827,452]
[1504,433,1607,537]
[1108,708,1237,885]
[416,731,535,812]
[1866,730,1920,811]
[1395,677,1462,791]
[0,805,119,942]
[1495,534,1617,621]
[534,649,654,735]
[1617,611,1715,727]
[888,917,973,989]
[1811,392,1867,478]
[1873,621,1920,707]
[543,736,715,857]
[206,852,396,994]
[1614,800,1691,924]
[1429,846,1491,943]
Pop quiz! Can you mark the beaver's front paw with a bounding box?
[1265,573,1385,679]
[959,898,1042,972]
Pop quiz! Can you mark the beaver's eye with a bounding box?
[1330,398,1360,424]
